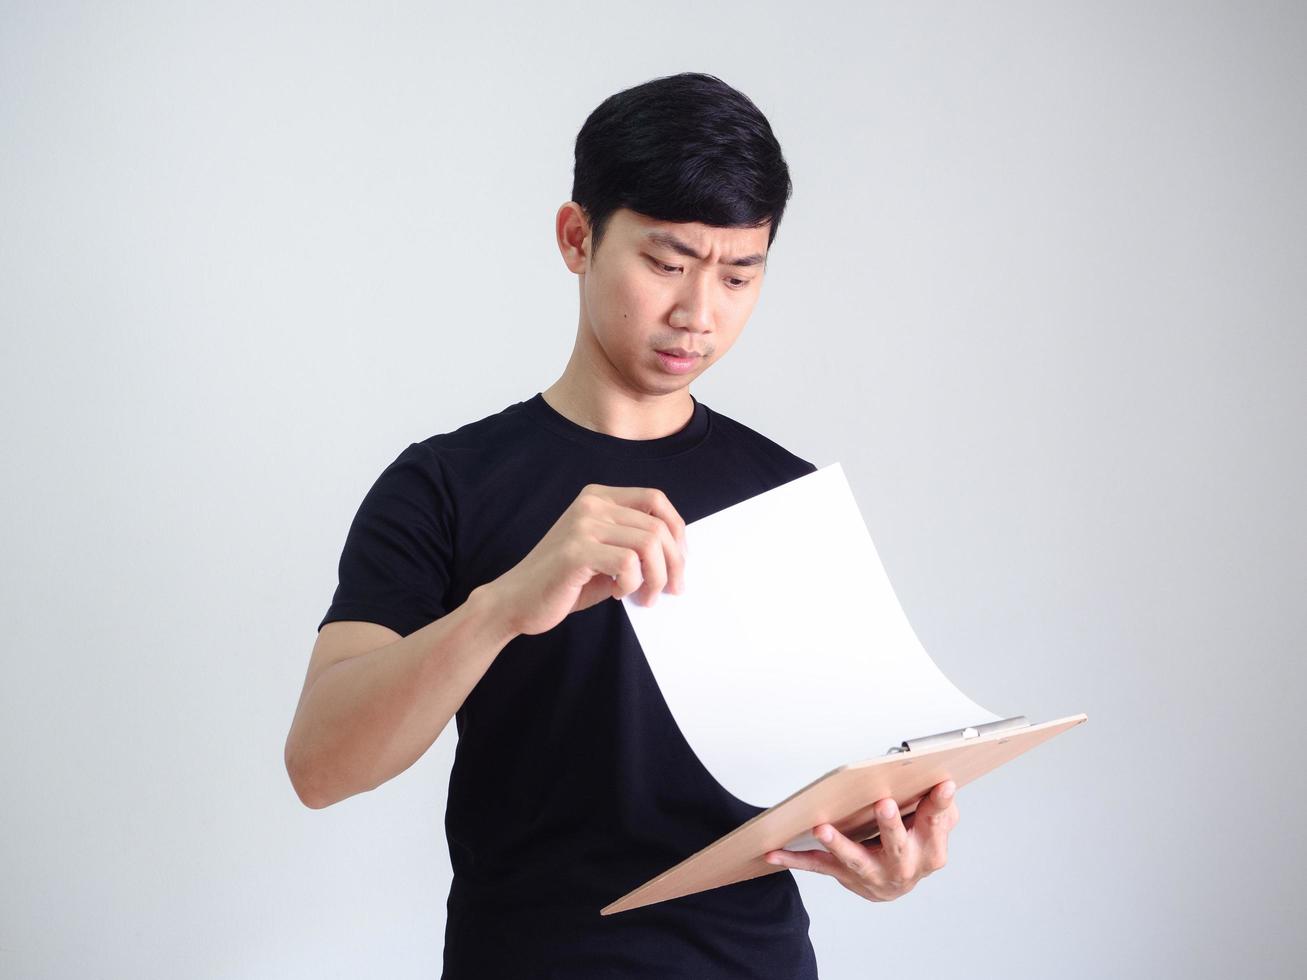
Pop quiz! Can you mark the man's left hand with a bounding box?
[762,779,959,902]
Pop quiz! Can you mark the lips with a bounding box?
[657,348,701,358]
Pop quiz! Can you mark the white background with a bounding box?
[2,2,1303,977]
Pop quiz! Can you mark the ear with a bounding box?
[557,202,592,275]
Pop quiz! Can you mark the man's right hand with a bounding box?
[484,484,689,637]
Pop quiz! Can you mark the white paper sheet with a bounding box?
[622,461,1003,812]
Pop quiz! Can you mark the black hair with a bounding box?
[570,72,792,260]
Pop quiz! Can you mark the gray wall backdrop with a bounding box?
[2,2,1303,977]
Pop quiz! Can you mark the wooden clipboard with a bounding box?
[601,712,1087,915]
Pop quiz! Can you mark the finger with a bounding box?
[910,781,958,842]
[595,523,669,605]
[814,824,873,881]
[604,506,686,595]
[917,805,953,875]
[585,542,646,601]
[763,847,842,877]
[596,486,689,557]
[918,830,949,876]
[873,798,909,868]
[861,803,918,841]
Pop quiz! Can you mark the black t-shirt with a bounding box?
[319,392,820,979]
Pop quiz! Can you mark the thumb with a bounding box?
[573,573,623,614]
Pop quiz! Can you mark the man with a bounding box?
[285,71,959,978]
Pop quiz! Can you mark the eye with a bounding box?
[648,255,752,289]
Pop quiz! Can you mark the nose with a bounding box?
[671,269,714,335]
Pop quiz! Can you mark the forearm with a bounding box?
[285,583,518,808]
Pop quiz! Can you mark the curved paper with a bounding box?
[623,462,1003,812]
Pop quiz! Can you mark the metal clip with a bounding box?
[885,715,1030,754]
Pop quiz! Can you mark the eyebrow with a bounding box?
[644,231,767,268]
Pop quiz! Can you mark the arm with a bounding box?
[286,483,688,810]
[284,583,518,809]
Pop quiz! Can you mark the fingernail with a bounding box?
[940,782,956,800]
[880,800,897,819]
[817,826,833,843]
[765,853,781,865]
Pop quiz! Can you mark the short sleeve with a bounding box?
[318,441,455,638]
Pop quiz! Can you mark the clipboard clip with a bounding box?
[885,715,1030,755]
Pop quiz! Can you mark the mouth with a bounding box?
[655,349,703,375]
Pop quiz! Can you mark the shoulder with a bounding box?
[356,400,529,506]
[372,398,540,484]
[413,397,536,460]
[377,398,543,506]
[702,402,818,484]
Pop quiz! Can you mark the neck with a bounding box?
[543,364,694,442]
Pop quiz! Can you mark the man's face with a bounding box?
[569,206,771,395]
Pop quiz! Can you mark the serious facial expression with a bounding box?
[578,207,771,393]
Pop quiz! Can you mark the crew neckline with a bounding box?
[522,391,711,459]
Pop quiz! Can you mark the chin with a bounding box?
[645,371,695,393]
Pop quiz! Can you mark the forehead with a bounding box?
[611,207,770,265]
